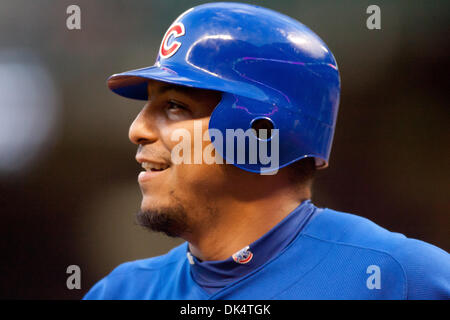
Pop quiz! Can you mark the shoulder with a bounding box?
[107,241,187,275]
[83,242,188,300]
[302,208,450,299]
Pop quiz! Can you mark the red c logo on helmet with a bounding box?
[160,22,185,59]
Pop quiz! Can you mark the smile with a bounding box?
[138,161,170,183]
[141,161,170,172]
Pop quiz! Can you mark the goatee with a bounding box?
[135,204,191,238]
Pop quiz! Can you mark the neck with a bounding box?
[186,185,310,261]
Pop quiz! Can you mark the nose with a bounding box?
[128,103,158,145]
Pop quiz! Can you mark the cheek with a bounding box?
[171,162,228,208]
[160,117,214,164]
[160,118,229,198]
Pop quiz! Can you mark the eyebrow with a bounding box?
[155,83,196,96]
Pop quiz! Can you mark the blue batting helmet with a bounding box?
[107,2,340,173]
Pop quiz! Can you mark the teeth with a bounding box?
[141,162,170,171]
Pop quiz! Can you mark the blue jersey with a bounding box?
[84,208,450,300]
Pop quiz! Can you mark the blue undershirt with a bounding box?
[186,199,320,294]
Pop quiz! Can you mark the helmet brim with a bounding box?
[107,64,267,101]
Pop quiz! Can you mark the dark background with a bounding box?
[0,0,448,299]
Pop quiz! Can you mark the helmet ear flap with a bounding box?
[208,93,281,174]
[209,92,334,174]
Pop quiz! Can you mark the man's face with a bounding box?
[129,80,227,237]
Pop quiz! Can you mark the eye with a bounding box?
[165,100,191,119]
[167,100,188,112]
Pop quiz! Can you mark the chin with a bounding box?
[140,194,169,211]
[135,199,190,238]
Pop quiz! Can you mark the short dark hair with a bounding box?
[287,157,317,187]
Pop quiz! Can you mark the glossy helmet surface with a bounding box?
[107,2,340,173]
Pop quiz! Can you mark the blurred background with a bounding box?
[0,0,448,299]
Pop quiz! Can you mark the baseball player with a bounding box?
[84,3,449,299]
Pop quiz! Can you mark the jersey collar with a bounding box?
[186,199,320,294]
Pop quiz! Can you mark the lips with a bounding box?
[138,166,169,183]
[137,159,171,183]
[141,161,170,172]
[136,152,171,183]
